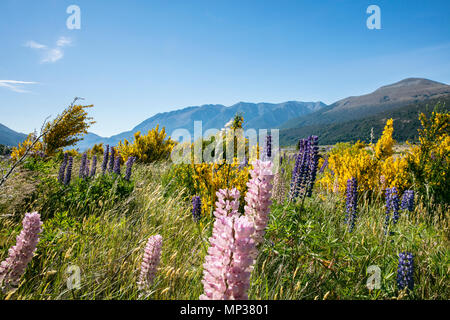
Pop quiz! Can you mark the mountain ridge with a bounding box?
[0,123,27,147]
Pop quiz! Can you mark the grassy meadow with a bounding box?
[0,146,448,300]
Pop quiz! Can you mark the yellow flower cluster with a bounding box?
[318,118,409,194]
[406,111,449,200]
[117,125,176,163]
[10,133,43,162]
[173,158,250,218]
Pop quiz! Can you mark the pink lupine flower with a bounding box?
[200,210,256,300]
[137,235,163,291]
[244,160,274,247]
[0,212,43,288]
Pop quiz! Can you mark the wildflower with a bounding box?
[64,156,73,186]
[264,135,272,160]
[113,155,121,175]
[401,190,415,212]
[0,212,43,289]
[397,252,414,291]
[305,135,319,197]
[137,235,163,291]
[101,144,109,174]
[84,157,90,178]
[345,177,358,232]
[200,188,256,300]
[90,155,97,177]
[192,196,202,222]
[79,153,87,179]
[58,152,68,183]
[289,139,309,200]
[124,156,135,181]
[272,170,286,203]
[384,187,392,234]
[244,160,274,247]
[391,187,400,223]
[108,146,115,172]
[319,156,328,173]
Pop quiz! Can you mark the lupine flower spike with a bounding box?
[113,156,121,175]
[0,212,43,289]
[397,252,414,291]
[390,187,400,223]
[124,156,136,181]
[58,152,68,183]
[200,188,257,300]
[244,160,274,248]
[79,153,87,179]
[401,190,415,212]
[192,196,202,222]
[137,235,163,291]
[64,156,73,186]
[101,145,109,174]
[345,177,358,232]
[90,155,97,177]
[108,146,115,172]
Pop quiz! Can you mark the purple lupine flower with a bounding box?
[58,152,68,183]
[64,156,73,186]
[264,134,272,159]
[289,139,309,200]
[108,146,115,173]
[192,196,202,222]
[397,252,414,291]
[0,212,43,288]
[319,156,328,173]
[113,155,121,175]
[391,187,400,224]
[124,156,135,181]
[79,153,87,179]
[137,235,163,291]
[84,157,90,178]
[101,145,109,174]
[90,155,97,177]
[345,177,358,232]
[305,135,319,197]
[401,190,415,212]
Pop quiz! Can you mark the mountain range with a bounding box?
[0,123,26,147]
[1,77,449,149]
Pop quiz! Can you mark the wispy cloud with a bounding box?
[25,36,73,63]
[0,80,38,93]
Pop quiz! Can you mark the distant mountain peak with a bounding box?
[377,77,447,91]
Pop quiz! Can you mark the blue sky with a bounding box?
[1,0,449,137]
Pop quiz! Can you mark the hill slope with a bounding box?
[75,101,326,150]
[279,96,450,146]
[281,78,450,129]
[0,123,27,146]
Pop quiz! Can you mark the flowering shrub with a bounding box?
[169,158,251,218]
[117,125,176,163]
[10,133,44,162]
[406,110,449,206]
[318,119,410,194]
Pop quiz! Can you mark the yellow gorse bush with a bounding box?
[406,110,449,204]
[318,118,409,194]
[117,125,176,163]
[10,133,44,162]
[172,158,250,217]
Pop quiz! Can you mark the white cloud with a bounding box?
[25,40,47,49]
[42,48,64,63]
[0,80,38,93]
[25,36,72,63]
[56,36,72,47]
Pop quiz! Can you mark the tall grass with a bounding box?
[0,157,448,300]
